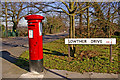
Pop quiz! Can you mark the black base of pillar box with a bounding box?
[29,59,43,73]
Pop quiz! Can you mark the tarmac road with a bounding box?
[2,32,68,50]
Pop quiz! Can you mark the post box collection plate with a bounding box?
[39,22,42,36]
[29,30,33,38]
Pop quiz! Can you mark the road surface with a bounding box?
[2,32,68,50]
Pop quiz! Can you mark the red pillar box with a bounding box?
[25,15,44,73]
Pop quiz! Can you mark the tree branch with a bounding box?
[76,6,89,14]
[60,0,72,12]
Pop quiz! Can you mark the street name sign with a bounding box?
[65,38,116,45]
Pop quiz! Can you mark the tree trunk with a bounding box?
[69,15,75,57]
[13,22,17,31]
[87,2,90,38]
[72,15,75,38]
[79,14,82,34]
[5,2,8,37]
[13,21,18,36]
[108,3,112,62]
[93,25,97,37]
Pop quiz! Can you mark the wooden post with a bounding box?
[110,44,112,62]
[68,45,70,57]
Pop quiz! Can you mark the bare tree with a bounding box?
[35,1,91,57]
[91,2,119,37]
[2,2,43,35]
[90,2,119,62]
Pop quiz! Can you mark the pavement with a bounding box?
[0,32,119,80]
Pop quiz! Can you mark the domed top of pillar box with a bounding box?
[25,14,44,20]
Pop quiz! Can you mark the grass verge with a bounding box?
[16,36,119,74]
